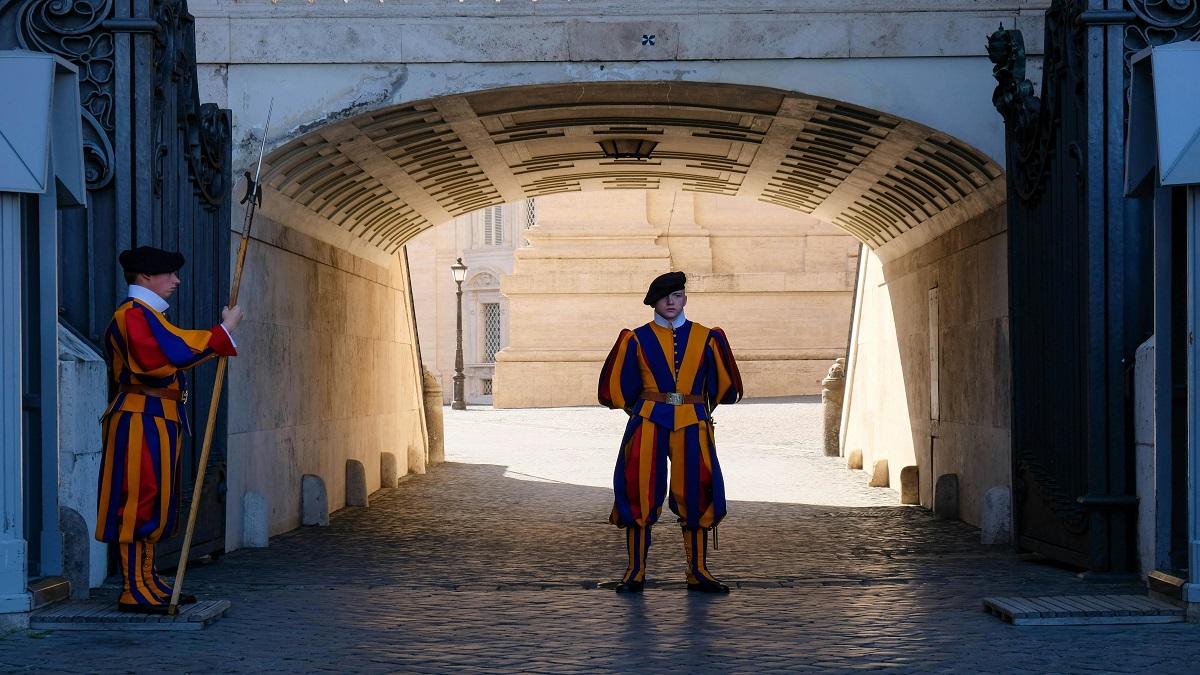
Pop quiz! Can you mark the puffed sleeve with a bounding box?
[124,304,237,378]
[598,329,642,411]
[706,327,743,407]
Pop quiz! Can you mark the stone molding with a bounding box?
[193,5,1046,64]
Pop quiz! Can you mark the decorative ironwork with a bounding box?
[7,0,226,203]
[989,0,1188,571]
[13,0,116,188]
[149,0,227,206]
[988,1,1083,204]
[1124,1,1200,102]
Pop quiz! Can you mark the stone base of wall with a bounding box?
[57,323,110,591]
[840,204,1010,529]
[225,218,428,550]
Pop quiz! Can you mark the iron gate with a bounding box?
[989,0,1199,573]
[0,0,233,567]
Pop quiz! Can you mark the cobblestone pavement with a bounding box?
[4,400,1200,673]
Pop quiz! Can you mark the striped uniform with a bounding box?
[598,319,742,585]
[96,296,236,607]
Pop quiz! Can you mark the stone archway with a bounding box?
[223,79,1011,549]
[255,82,1004,261]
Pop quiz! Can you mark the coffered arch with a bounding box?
[259,81,1004,258]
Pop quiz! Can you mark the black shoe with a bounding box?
[118,602,172,615]
[615,580,644,594]
[687,578,730,594]
[174,593,197,605]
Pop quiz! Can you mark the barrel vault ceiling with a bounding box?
[261,82,1003,255]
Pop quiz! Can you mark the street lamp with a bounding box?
[450,257,468,410]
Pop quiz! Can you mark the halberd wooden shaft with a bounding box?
[168,233,251,614]
[169,101,271,616]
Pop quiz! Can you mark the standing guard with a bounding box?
[95,246,243,614]
[598,271,743,593]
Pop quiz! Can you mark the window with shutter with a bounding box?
[482,206,504,247]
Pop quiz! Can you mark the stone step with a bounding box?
[29,598,231,631]
[27,577,70,610]
[983,594,1184,626]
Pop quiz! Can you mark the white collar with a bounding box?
[653,311,687,329]
[128,284,169,313]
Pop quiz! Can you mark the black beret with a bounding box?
[643,271,687,306]
[119,246,185,276]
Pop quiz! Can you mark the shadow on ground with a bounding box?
[3,462,1198,674]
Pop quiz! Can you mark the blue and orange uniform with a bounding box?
[95,284,236,611]
[598,309,742,591]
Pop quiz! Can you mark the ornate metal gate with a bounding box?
[990,1,1199,573]
[0,0,233,567]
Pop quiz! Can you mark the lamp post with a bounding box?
[450,257,468,410]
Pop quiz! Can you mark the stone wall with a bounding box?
[193,1,1046,172]
[56,326,109,590]
[493,192,858,408]
[840,205,1010,528]
[225,216,428,550]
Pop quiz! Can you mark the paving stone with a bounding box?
[2,401,1199,672]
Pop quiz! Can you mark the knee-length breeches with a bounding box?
[610,417,726,530]
[95,411,183,544]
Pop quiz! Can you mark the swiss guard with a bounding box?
[598,271,743,594]
[95,246,243,614]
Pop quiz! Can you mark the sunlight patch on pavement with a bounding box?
[443,401,900,507]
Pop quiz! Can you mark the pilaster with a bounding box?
[0,194,29,613]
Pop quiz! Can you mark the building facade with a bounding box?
[408,191,860,408]
[407,199,535,405]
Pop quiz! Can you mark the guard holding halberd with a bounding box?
[94,246,243,614]
[598,271,743,593]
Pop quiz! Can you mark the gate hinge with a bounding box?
[1076,494,1138,509]
[101,19,162,34]
[1077,10,1136,26]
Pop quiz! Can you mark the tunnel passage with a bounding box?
[226,80,1012,546]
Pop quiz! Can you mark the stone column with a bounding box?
[0,194,30,615]
[821,358,846,457]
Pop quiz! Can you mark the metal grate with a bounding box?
[482,302,502,362]
[481,379,493,395]
[524,198,537,229]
